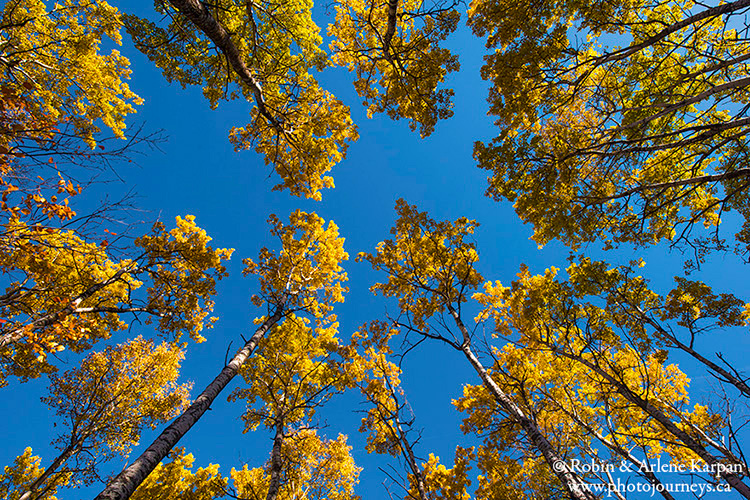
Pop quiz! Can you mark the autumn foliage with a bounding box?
[3,0,750,499]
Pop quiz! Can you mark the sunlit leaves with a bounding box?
[44,337,191,461]
[471,0,750,253]
[244,210,348,318]
[328,0,459,137]
[0,216,231,384]
[357,199,482,331]
[131,448,226,500]
[231,430,360,500]
[126,0,358,200]
[0,448,67,500]
[1,0,142,148]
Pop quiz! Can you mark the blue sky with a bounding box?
[3,2,750,498]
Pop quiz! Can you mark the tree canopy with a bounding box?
[2,0,750,499]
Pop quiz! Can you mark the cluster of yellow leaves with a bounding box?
[131,448,226,500]
[0,448,67,500]
[135,215,233,342]
[357,199,482,331]
[42,337,191,462]
[409,450,473,500]
[328,0,460,137]
[0,215,230,384]
[465,259,733,486]
[1,0,142,148]
[230,78,358,201]
[243,210,348,318]
[126,0,357,200]
[470,0,750,251]
[231,430,360,500]
[230,314,349,431]
[0,222,136,380]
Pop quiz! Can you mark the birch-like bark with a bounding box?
[166,0,282,131]
[92,307,284,500]
[555,348,750,498]
[18,443,79,500]
[446,306,595,500]
[382,0,398,60]
[265,417,285,500]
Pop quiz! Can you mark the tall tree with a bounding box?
[94,210,349,500]
[362,200,750,498]
[359,200,597,500]
[470,0,750,257]
[350,320,473,500]
[18,337,191,500]
[124,0,358,200]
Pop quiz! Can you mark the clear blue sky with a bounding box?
[3,3,750,499]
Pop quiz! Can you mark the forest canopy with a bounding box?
[1,0,750,499]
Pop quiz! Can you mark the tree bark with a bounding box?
[446,306,596,500]
[92,307,284,500]
[19,442,79,500]
[166,0,282,131]
[554,347,750,498]
[265,417,285,500]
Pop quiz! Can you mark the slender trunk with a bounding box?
[394,417,429,500]
[167,0,281,131]
[265,417,285,500]
[556,348,750,498]
[446,306,595,500]
[19,442,79,500]
[93,307,284,500]
[459,343,594,500]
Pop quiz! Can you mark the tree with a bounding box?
[6,0,750,498]
[350,320,473,500]
[358,201,597,499]
[361,200,750,498]
[0,0,227,385]
[95,210,349,500]
[470,0,750,258]
[129,448,226,500]
[0,449,67,500]
[0,214,231,385]
[327,0,460,137]
[18,337,191,500]
[1,0,141,149]
[230,430,359,500]
[124,0,358,200]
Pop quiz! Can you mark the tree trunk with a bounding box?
[19,442,79,500]
[93,307,284,500]
[555,347,750,498]
[265,417,285,500]
[446,306,596,500]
